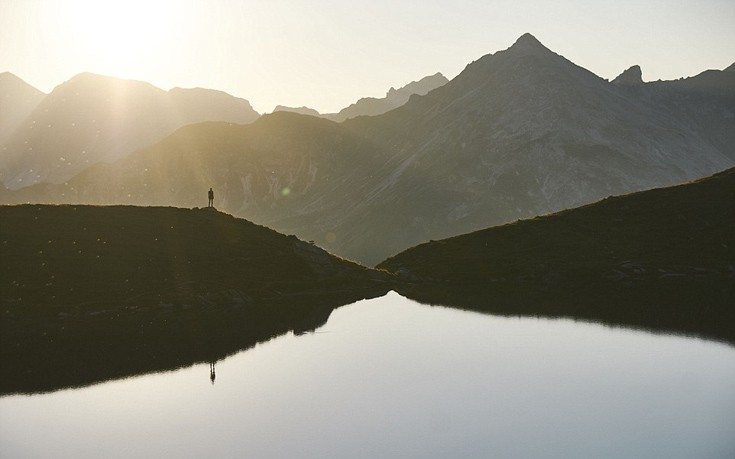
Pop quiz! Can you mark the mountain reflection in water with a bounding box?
[1,292,733,459]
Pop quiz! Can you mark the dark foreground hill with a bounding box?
[378,168,735,345]
[0,205,391,394]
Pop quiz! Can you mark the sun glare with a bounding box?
[59,1,177,76]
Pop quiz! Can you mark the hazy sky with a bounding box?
[1,0,734,113]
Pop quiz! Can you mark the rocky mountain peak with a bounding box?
[612,65,644,86]
[508,33,552,55]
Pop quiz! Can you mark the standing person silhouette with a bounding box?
[208,188,214,208]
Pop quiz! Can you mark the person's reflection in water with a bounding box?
[209,361,216,385]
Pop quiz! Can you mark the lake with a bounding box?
[1,291,734,458]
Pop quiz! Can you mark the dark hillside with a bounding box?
[0,205,391,394]
[378,168,735,344]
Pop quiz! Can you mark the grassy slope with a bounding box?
[0,205,391,394]
[378,168,735,344]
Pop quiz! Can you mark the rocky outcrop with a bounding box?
[612,65,644,86]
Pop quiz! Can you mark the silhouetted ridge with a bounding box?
[0,205,391,394]
[724,62,735,73]
[377,168,735,345]
[652,67,735,98]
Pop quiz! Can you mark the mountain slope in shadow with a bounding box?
[377,168,735,345]
[0,205,392,394]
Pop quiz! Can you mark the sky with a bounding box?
[1,0,734,114]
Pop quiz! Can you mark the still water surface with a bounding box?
[2,291,734,458]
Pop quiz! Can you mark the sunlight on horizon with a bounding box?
[1,0,734,113]
[55,1,180,79]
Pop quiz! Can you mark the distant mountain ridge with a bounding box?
[273,105,322,117]
[326,72,449,122]
[2,34,733,266]
[0,72,260,189]
[273,72,449,121]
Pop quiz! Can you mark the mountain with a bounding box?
[0,205,391,394]
[273,105,322,117]
[271,73,449,121]
[0,112,405,256]
[611,65,643,86]
[652,65,735,98]
[2,34,733,266]
[167,86,260,124]
[0,73,260,189]
[612,63,735,161]
[326,72,449,122]
[377,168,735,344]
[0,72,45,146]
[337,33,734,262]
